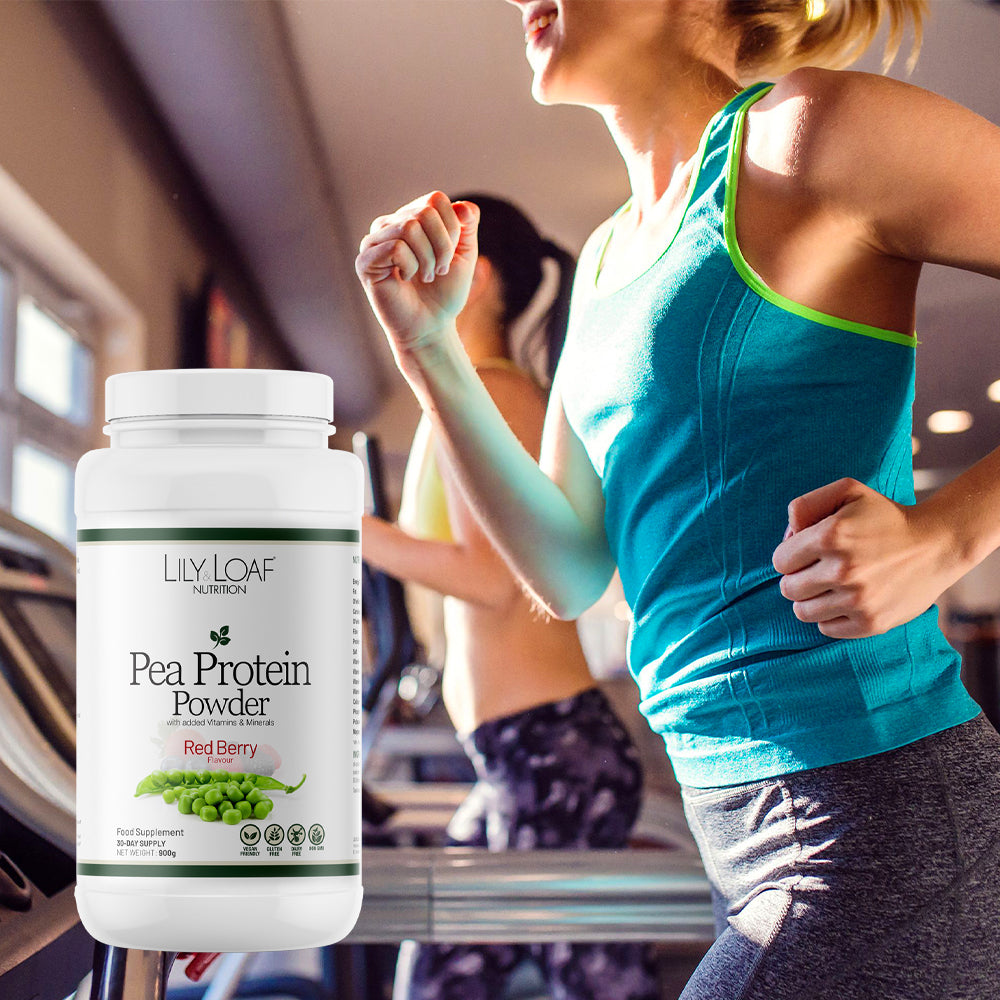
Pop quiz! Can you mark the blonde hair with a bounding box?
[727,0,927,80]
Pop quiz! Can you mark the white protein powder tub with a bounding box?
[75,368,363,951]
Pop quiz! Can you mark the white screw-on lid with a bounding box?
[105,369,333,422]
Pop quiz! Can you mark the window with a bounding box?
[0,248,97,548]
[15,298,93,425]
[12,442,75,547]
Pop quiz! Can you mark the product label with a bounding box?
[76,527,361,879]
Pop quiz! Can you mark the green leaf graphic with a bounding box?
[210,625,230,649]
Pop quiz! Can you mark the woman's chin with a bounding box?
[530,71,581,108]
[531,78,557,106]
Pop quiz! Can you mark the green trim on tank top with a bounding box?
[724,84,919,348]
[592,82,773,296]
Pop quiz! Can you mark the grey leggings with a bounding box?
[679,713,1000,1000]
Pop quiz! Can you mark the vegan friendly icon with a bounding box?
[240,824,261,846]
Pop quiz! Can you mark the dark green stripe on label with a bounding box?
[77,527,359,543]
[77,861,360,878]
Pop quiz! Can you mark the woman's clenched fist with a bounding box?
[356,191,480,359]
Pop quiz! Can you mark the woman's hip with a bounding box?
[680,713,1000,925]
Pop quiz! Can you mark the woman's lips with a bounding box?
[525,9,557,43]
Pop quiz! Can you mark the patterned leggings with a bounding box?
[392,686,661,1000]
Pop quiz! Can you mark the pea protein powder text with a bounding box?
[75,370,363,951]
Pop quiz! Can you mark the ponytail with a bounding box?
[453,192,577,388]
[728,0,927,80]
[538,239,576,383]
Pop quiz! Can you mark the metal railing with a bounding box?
[349,847,714,947]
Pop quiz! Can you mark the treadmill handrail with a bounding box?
[353,433,422,712]
[0,750,75,857]
[0,660,75,818]
[348,847,714,945]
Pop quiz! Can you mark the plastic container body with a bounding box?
[75,370,363,951]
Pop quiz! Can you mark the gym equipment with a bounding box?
[0,511,91,999]
[353,432,421,718]
[349,847,712,947]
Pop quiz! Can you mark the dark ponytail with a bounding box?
[538,239,575,383]
[453,192,576,386]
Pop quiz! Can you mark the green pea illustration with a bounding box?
[134,767,304,824]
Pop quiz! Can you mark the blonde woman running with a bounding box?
[357,3,1000,997]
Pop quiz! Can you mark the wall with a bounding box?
[0,0,292,451]
[0,2,197,370]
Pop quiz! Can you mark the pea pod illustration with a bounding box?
[134,771,169,796]
[249,773,306,794]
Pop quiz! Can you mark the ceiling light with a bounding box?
[988,380,1000,403]
[927,410,973,434]
[911,436,920,455]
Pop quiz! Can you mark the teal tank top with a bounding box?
[554,82,979,787]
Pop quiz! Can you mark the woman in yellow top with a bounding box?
[361,194,658,1000]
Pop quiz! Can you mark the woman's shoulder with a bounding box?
[747,67,961,200]
[759,65,932,119]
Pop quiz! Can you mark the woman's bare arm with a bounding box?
[362,515,517,608]
[770,68,1000,637]
[362,367,557,612]
[356,195,614,619]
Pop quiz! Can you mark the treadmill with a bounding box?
[0,509,91,999]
